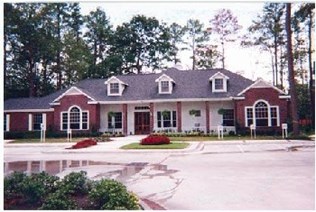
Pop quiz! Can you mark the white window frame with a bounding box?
[160,81,170,93]
[157,110,177,128]
[60,105,89,131]
[109,82,120,95]
[244,100,280,127]
[4,114,10,132]
[212,77,227,92]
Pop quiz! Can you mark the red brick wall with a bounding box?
[8,112,54,132]
[235,88,289,129]
[123,104,128,135]
[150,103,154,133]
[8,112,28,132]
[52,95,100,131]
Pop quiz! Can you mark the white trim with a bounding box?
[60,105,90,131]
[97,98,234,104]
[4,108,54,113]
[104,76,128,85]
[42,113,47,131]
[233,97,245,100]
[51,86,96,104]
[209,72,230,80]
[28,114,32,131]
[88,101,99,104]
[155,74,175,83]
[279,95,291,99]
[5,114,10,132]
[50,102,60,106]
[238,78,286,96]
[245,99,280,127]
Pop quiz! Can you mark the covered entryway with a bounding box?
[134,112,150,135]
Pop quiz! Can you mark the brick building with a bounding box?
[4,68,290,135]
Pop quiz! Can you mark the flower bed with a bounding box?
[66,139,97,149]
[140,135,170,145]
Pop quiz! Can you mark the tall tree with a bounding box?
[209,9,241,69]
[294,3,315,128]
[286,3,300,136]
[84,7,113,78]
[111,15,171,74]
[242,3,286,87]
[196,44,221,69]
[185,19,209,70]
[168,23,187,65]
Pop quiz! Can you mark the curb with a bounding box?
[41,142,202,154]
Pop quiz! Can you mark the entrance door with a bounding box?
[134,112,150,135]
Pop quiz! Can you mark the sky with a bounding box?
[79,1,272,82]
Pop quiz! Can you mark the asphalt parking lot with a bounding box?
[3,139,315,210]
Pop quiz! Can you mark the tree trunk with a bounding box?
[192,33,196,70]
[274,37,279,86]
[56,4,62,90]
[286,3,300,136]
[28,60,36,97]
[308,13,315,128]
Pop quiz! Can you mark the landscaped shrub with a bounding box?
[56,171,91,195]
[39,191,78,210]
[4,171,141,210]
[66,138,97,149]
[88,179,140,210]
[4,171,59,209]
[140,134,170,145]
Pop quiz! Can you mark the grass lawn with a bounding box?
[7,137,84,143]
[120,142,190,149]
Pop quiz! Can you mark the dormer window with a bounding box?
[110,83,119,94]
[104,76,128,96]
[161,81,170,93]
[155,74,175,94]
[209,72,229,93]
[214,78,224,90]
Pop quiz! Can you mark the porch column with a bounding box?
[123,104,128,135]
[205,101,210,133]
[177,102,182,132]
[150,103,154,133]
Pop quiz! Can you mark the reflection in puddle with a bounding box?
[4,160,176,183]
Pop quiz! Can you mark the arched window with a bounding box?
[245,100,279,127]
[61,106,89,130]
[70,107,80,129]
[255,101,268,126]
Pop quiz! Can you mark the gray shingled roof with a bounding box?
[4,68,254,110]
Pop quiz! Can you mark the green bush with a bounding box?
[89,179,140,210]
[4,171,140,210]
[39,191,78,210]
[56,171,91,195]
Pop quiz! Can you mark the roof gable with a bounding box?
[209,71,230,80]
[104,76,128,85]
[155,73,175,83]
[51,86,96,104]
[238,78,286,96]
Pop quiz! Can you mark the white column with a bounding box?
[28,114,32,131]
[42,113,47,130]
[6,114,10,131]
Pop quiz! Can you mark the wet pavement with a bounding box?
[3,138,315,210]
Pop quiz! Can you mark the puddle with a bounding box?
[3,160,176,183]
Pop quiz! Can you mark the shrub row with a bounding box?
[141,135,170,145]
[4,171,140,210]
[66,139,97,149]
[4,131,102,140]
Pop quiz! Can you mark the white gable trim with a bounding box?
[51,86,96,104]
[209,72,230,80]
[4,108,54,113]
[104,76,128,85]
[237,78,286,96]
[155,74,175,83]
